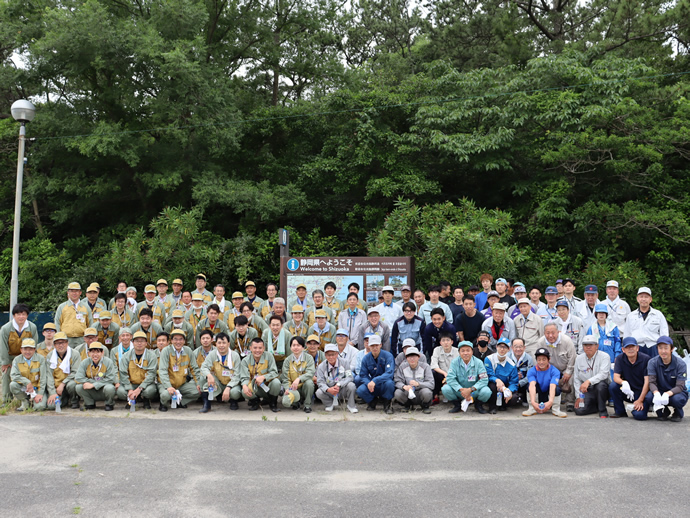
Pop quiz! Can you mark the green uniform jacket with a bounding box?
[46,347,81,395]
[283,320,309,339]
[95,322,120,351]
[164,321,195,347]
[239,352,279,387]
[280,353,316,389]
[185,308,208,334]
[135,300,167,325]
[191,289,213,306]
[262,328,293,364]
[110,308,136,329]
[119,348,158,392]
[1,321,40,365]
[228,328,258,357]
[446,356,489,393]
[11,353,52,393]
[194,318,230,348]
[158,345,200,390]
[248,315,269,336]
[55,300,93,337]
[305,306,337,327]
[80,299,107,320]
[75,356,117,389]
[129,321,164,349]
[201,349,242,389]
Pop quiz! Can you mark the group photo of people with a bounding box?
[1,273,687,422]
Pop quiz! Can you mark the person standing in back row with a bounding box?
[624,287,668,358]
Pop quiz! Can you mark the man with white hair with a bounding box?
[394,346,434,413]
[316,343,358,413]
[513,297,544,353]
[480,303,516,347]
[572,335,611,418]
[624,287,669,358]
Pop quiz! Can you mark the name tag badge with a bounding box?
[95,376,102,381]
[76,314,85,322]
[93,313,100,320]
[173,365,179,372]
[184,368,188,375]
[105,338,113,345]
[222,369,231,377]
[468,375,476,382]
[603,339,612,346]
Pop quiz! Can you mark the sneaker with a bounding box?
[303,406,312,413]
[599,411,609,419]
[324,405,334,412]
[609,413,627,418]
[347,405,359,414]
[431,397,440,406]
[566,403,575,413]
[522,407,537,417]
[670,415,683,423]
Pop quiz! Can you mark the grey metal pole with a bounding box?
[9,122,26,311]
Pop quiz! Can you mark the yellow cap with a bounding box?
[192,293,204,301]
[231,291,244,299]
[99,311,112,319]
[68,282,81,290]
[172,278,183,285]
[54,332,68,341]
[172,309,184,318]
[314,309,327,318]
[306,334,320,343]
[245,281,256,287]
[291,305,305,313]
[86,283,99,293]
[156,278,168,286]
[93,282,101,288]
[296,283,307,289]
[43,323,57,331]
[84,327,98,337]
[132,331,148,340]
[170,329,186,337]
[144,284,156,293]
[196,273,207,280]
[88,342,105,350]
[21,338,36,348]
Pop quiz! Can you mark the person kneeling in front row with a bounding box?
[355,335,395,414]
[644,336,688,423]
[442,341,491,414]
[572,335,611,418]
[484,337,520,414]
[316,343,358,413]
[394,346,434,414]
[522,347,566,418]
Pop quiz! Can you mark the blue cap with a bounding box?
[594,303,608,314]
[458,340,473,349]
[495,278,507,284]
[556,279,563,284]
[497,337,511,347]
[622,337,638,348]
[584,284,598,294]
[555,300,569,308]
[363,332,374,339]
[545,286,558,295]
[657,335,673,346]
[335,328,349,337]
[514,281,525,288]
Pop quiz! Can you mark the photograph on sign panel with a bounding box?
[287,275,364,301]
[365,275,384,305]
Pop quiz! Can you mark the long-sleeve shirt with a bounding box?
[394,361,435,391]
[421,322,457,356]
[201,349,242,389]
[534,334,576,376]
[157,345,200,390]
[355,322,391,352]
[280,353,316,388]
[390,316,424,355]
[484,354,519,393]
[119,348,158,391]
[75,356,117,389]
[358,350,395,385]
[0,320,39,364]
[624,308,669,354]
[508,352,534,388]
[10,354,50,393]
[572,351,611,394]
[445,356,489,393]
[419,301,454,324]
[430,346,459,374]
[316,358,354,392]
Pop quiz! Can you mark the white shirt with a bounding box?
[604,296,631,331]
[624,307,668,348]
[374,302,403,327]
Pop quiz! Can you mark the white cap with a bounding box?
[367,307,380,315]
[606,280,619,288]
[517,298,531,306]
[368,335,382,345]
[404,346,421,357]
[637,287,652,296]
[324,344,339,353]
[402,338,416,348]
[382,285,394,292]
[492,302,508,311]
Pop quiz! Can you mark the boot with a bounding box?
[551,395,567,418]
[142,398,151,410]
[70,399,80,410]
[522,406,537,416]
[449,401,463,413]
[199,393,211,413]
[421,403,431,414]
[229,400,239,410]
[158,403,168,412]
[247,398,260,411]
[383,400,394,415]
[366,400,377,411]
[16,401,28,412]
[474,401,487,414]
[401,402,412,413]
[268,395,280,413]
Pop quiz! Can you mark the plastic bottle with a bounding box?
[539,402,545,410]
[171,393,178,409]
[578,392,585,408]
[496,391,503,407]
[55,396,61,413]
[130,399,136,412]
[208,386,214,400]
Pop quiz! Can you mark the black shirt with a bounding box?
[456,311,487,343]
[613,352,651,395]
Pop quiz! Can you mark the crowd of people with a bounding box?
[1,273,687,421]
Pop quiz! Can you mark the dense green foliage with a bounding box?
[1,0,689,332]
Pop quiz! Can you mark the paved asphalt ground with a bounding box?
[1,402,687,517]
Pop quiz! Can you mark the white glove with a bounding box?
[620,381,634,401]
[503,388,512,400]
[408,388,416,400]
[659,393,669,406]
[461,398,472,412]
[174,389,182,402]
[652,393,663,406]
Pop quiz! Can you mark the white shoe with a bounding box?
[324,405,334,412]
[348,406,359,414]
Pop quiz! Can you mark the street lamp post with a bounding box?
[9,99,36,311]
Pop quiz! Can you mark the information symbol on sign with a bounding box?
[287,258,300,271]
